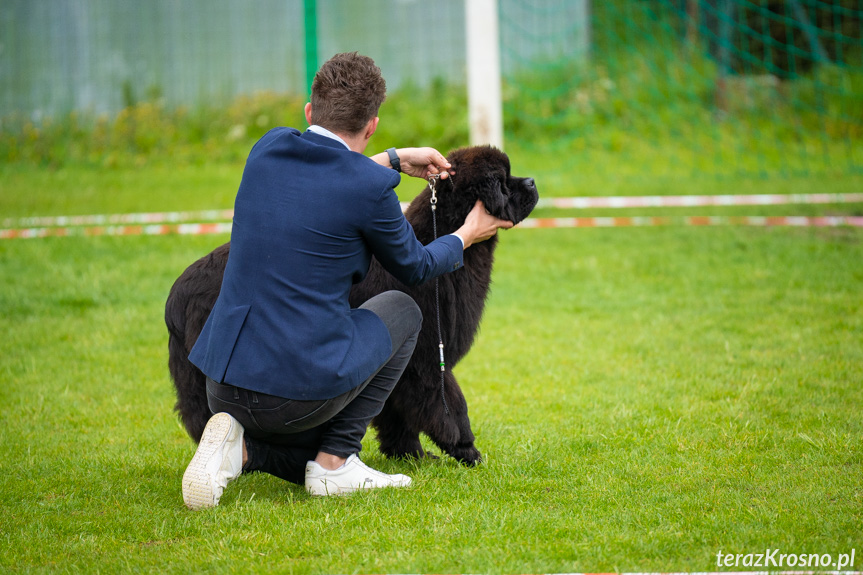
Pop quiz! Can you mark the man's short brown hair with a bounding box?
[310,52,387,135]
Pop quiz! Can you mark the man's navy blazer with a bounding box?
[188,128,464,400]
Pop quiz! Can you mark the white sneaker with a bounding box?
[305,454,412,496]
[182,412,244,510]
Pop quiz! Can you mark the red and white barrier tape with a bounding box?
[5,192,861,231]
[2,215,862,240]
[536,192,863,209]
[0,209,235,229]
[0,222,233,240]
[518,215,863,229]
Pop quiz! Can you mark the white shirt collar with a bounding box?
[308,125,350,150]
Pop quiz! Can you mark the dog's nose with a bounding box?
[524,178,536,190]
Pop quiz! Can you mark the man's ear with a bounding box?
[304,102,313,126]
[364,117,379,141]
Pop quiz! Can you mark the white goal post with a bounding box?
[466,0,504,149]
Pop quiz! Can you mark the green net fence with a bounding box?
[501,0,863,183]
[2,0,861,184]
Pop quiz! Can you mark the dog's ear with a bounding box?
[476,175,506,218]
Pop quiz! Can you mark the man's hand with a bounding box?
[454,200,514,249]
[371,147,455,179]
[397,147,454,180]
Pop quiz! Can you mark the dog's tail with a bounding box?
[164,242,231,443]
[165,286,211,443]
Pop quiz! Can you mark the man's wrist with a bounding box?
[451,232,466,249]
[386,148,401,172]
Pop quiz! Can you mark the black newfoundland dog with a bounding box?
[165,145,538,466]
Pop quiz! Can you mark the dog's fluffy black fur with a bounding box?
[165,145,538,465]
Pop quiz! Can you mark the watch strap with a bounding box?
[386,148,401,172]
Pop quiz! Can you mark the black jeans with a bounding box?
[205,290,422,484]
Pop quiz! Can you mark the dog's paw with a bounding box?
[399,448,440,461]
[379,443,436,461]
[450,444,482,467]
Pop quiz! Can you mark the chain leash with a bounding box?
[428,174,449,415]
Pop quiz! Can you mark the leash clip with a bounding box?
[428,174,440,208]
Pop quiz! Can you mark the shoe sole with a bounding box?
[182,412,236,510]
[307,482,411,496]
[306,473,411,496]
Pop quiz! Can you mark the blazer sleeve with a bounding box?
[362,180,463,287]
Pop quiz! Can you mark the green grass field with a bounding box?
[1,150,861,573]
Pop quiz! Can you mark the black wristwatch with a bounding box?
[386,148,401,172]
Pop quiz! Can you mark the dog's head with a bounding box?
[407,146,539,238]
